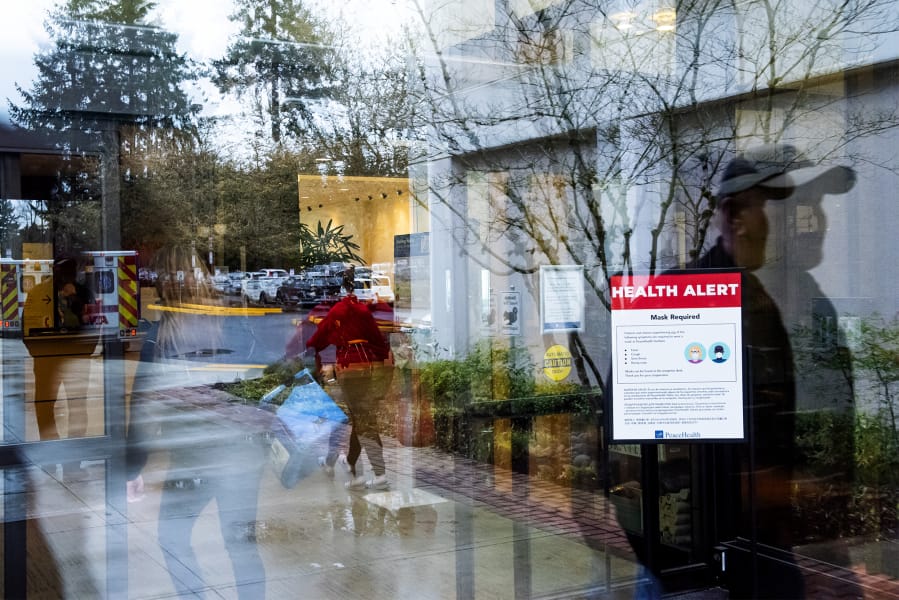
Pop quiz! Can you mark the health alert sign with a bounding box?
[610,271,745,443]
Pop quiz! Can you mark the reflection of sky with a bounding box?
[1,0,237,124]
[1,0,411,125]
[11,200,36,230]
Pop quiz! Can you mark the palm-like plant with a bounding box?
[297,219,364,268]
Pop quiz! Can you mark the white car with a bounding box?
[342,278,375,302]
[259,268,289,279]
[340,274,395,304]
[371,275,395,304]
[241,272,282,304]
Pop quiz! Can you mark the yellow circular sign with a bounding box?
[543,345,572,381]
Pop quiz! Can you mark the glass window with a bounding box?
[1,1,897,597]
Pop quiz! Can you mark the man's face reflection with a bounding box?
[726,188,770,271]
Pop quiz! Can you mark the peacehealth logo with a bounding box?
[655,430,701,439]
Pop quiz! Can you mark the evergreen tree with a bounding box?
[9,0,203,252]
[213,0,337,143]
[0,198,20,256]
[10,0,200,145]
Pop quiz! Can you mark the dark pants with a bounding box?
[335,362,393,477]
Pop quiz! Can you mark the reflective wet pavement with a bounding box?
[8,357,898,598]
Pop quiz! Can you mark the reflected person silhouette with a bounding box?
[688,144,855,599]
[306,266,394,491]
[763,167,863,596]
[126,246,267,599]
[24,256,96,441]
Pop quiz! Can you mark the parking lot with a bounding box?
[139,264,395,309]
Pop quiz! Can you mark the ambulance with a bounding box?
[1,259,53,337]
[3,251,142,339]
[81,251,142,339]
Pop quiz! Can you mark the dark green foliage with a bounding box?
[213,356,306,403]
[296,219,364,268]
[419,341,600,455]
[794,410,899,541]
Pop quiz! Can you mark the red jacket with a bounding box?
[306,295,390,366]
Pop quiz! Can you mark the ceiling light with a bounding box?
[610,11,636,30]
[653,8,676,32]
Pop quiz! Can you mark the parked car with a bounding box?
[275,276,317,306]
[241,272,282,304]
[138,268,157,287]
[338,274,395,304]
[306,274,343,301]
[259,268,289,280]
[371,274,395,304]
[342,277,376,302]
[224,271,245,295]
[212,273,230,294]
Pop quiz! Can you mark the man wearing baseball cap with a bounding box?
[688,144,854,598]
[695,143,855,272]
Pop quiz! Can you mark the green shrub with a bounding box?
[214,356,307,403]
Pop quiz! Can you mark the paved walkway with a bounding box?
[21,382,899,599]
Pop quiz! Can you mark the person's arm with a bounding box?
[306,302,345,352]
[306,315,332,352]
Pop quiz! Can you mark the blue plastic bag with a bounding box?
[262,369,348,488]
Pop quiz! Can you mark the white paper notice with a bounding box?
[540,265,584,333]
[610,272,745,442]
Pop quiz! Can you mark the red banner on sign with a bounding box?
[610,272,742,310]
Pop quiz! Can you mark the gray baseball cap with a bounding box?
[717,144,856,199]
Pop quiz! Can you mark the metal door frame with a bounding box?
[1,336,129,598]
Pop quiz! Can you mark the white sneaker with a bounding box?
[345,475,367,490]
[337,453,350,471]
[366,475,389,490]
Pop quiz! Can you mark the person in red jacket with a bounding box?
[306,267,394,490]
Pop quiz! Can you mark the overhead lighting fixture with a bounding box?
[610,11,636,30]
[653,8,676,32]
